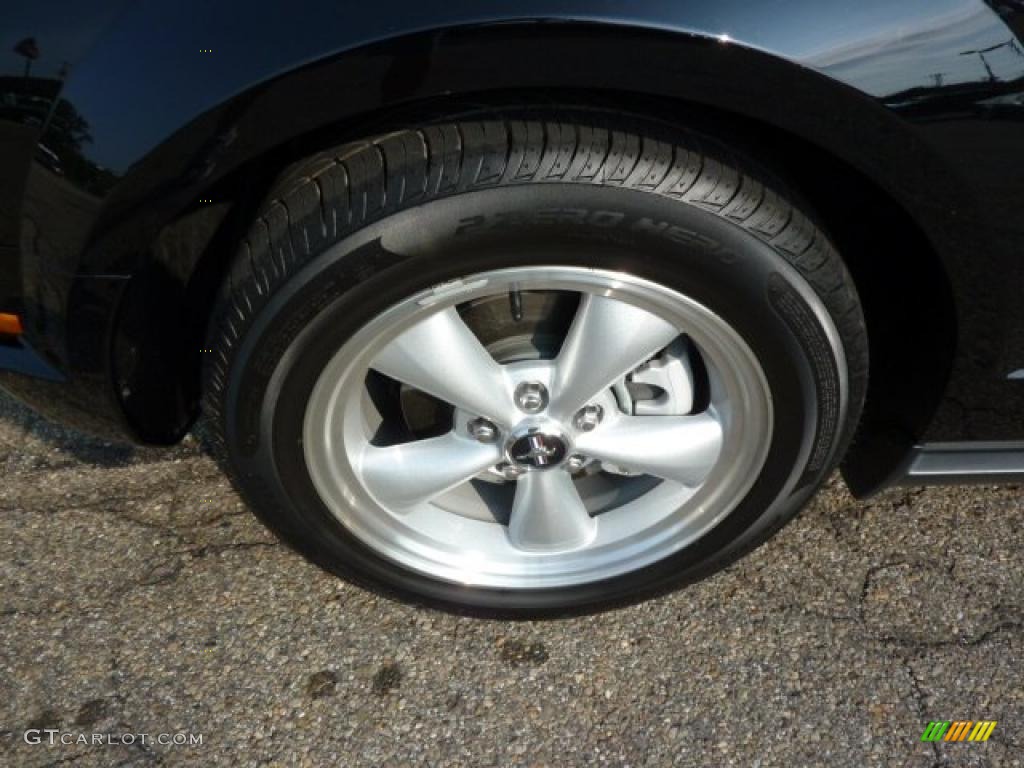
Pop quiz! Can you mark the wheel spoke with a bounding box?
[508,471,596,552]
[359,432,501,509]
[370,307,517,426]
[549,294,679,418]
[574,412,724,487]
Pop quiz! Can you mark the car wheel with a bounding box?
[202,113,868,615]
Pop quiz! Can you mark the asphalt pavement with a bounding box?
[1,391,1022,767]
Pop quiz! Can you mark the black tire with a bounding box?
[201,112,867,616]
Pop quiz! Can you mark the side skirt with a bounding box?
[897,442,1024,486]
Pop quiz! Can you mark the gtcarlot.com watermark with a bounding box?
[24,729,202,747]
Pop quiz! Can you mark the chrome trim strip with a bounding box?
[899,442,1024,485]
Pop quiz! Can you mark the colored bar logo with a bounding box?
[921,721,997,742]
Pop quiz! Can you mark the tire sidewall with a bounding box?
[222,184,847,614]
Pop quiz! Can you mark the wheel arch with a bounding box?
[101,24,958,494]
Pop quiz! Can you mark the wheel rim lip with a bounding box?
[302,266,774,589]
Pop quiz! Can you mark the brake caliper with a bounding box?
[606,338,696,476]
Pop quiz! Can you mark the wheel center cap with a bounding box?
[506,426,569,471]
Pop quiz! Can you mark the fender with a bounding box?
[41,1,1022,276]
[6,1,1024,491]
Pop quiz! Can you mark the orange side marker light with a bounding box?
[0,313,23,336]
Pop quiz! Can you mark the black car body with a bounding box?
[2,0,1024,498]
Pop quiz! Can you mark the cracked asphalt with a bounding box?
[1,391,1022,767]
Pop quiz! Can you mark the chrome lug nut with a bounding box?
[467,417,499,443]
[496,462,524,480]
[573,405,604,432]
[514,381,549,413]
[564,454,587,473]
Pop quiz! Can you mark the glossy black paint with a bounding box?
[1,0,1022,492]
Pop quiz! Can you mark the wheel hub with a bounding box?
[505,424,570,470]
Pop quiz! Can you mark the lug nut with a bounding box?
[514,381,549,413]
[573,405,603,432]
[564,454,587,473]
[496,462,523,480]
[467,417,499,443]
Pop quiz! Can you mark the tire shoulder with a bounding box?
[204,114,866,465]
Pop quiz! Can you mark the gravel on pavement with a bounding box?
[1,392,1021,767]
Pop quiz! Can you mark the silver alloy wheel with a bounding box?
[303,267,773,589]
